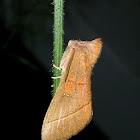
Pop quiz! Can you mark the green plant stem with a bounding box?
[53,0,64,96]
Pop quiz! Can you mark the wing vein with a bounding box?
[46,100,91,125]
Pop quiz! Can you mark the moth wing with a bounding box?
[42,51,92,140]
[42,89,92,140]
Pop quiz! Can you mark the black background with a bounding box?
[0,0,139,140]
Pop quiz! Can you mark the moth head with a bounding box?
[85,38,103,67]
[69,38,103,67]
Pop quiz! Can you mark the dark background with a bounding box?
[1,0,139,140]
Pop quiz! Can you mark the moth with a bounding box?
[42,38,103,140]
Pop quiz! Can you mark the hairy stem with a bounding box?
[53,0,64,96]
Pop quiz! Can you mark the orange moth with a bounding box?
[42,38,103,140]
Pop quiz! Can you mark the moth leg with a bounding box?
[52,64,62,79]
[51,76,61,79]
[53,64,62,70]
